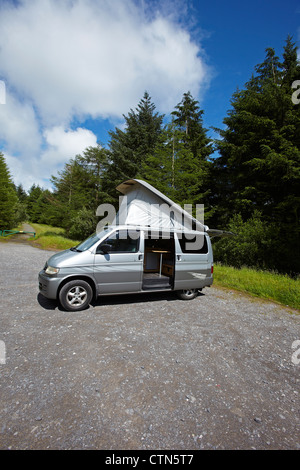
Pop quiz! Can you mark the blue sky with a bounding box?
[0,0,299,190]
[197,0,300,135]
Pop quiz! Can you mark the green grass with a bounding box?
[214,264,300,311]
[0,224,23,242]
[28,223,80,251]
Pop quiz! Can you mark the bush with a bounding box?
[68,208,97,240]
[212,211,279,270]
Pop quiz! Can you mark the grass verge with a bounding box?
[0,225,24,242]
[213,264,300,311]
[28,223,80,251]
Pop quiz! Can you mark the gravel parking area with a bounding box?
[0,241,299,450]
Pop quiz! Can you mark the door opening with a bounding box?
[142,235,175,290]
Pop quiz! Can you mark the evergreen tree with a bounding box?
[282,35,299,86]
[105,92,164,198]
[49,157,94,229]
[26,184,44,222]
[76,145,110,207]
[172,91,212,161]
[212,37,300,274]
[46,147,110,233]
[0,152,18,230]
[15,184,28,203]
[141,92,213,219]
[171,92,213,208]
[140,122,178,199]
[30,189,53,224]
[13,183,28,224]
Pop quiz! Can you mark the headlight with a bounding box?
[45,265,60,275]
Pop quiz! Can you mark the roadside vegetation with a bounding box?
[0,223,26,242]
[28,223,80,251]
[214,264,300,311]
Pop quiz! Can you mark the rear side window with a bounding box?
[178,233,208,254]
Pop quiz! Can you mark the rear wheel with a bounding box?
[59,280,93,311]
[176,289,197,300]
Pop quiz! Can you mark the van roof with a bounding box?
[105,224,207,236]
[115,179,208,233]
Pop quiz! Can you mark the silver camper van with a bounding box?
[38,180,214,311]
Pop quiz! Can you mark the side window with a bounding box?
[97,230,140,253]
[178,233,208,254]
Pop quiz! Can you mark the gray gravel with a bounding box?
[0,241,299,450]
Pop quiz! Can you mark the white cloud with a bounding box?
[42,127,98,165]
[0,90,41,156]
[5,153,43,191]
[0,0,212,190]
[11,126,97,190]
[3,123,97,190]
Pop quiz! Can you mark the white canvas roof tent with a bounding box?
[115,179,234,238]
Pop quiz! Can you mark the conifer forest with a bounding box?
[1,37,299,275]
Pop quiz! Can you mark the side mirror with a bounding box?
[97,243,112,254]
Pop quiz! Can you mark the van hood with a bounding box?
[46,248,92,268]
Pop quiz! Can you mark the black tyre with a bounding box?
[176,289,198,300]
[59,280,93,311]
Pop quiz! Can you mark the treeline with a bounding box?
[0,36,299,275]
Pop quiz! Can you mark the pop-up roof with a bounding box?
[115,179,207,232]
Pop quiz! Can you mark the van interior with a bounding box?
[142,235,175,290]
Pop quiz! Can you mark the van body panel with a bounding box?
[93,252,143,294]
[44,249,95,268]
[174,262,213,290]
[92,227,144,294]
[174,233,213,290]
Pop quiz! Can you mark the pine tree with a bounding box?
[76,145,110,207]
[142,92,213,221]
[105,92,164,198]
[171,92,213,208]
[0,152,18,230]
[212,37,300,274]
[26,184,44,222]
[172,91,212,160]
[46,148,110,233]
[13,183,28,224]
[49,157,94,229]
[15,184,28,203]
[140,122,176,198]
[282,35,299,86]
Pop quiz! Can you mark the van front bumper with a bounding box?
[38,271,61,300]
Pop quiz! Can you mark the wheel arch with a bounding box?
[57,275,97,300]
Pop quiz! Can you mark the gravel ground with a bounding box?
[0,240,299,450]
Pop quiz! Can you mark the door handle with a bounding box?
[138,254,143,260]
[177,255,181,261]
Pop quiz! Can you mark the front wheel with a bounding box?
[176,289,198,300]
[59,280,93,311]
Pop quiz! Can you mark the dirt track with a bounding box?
[0,240,299,450]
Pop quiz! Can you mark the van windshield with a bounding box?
[73,227,112,252]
